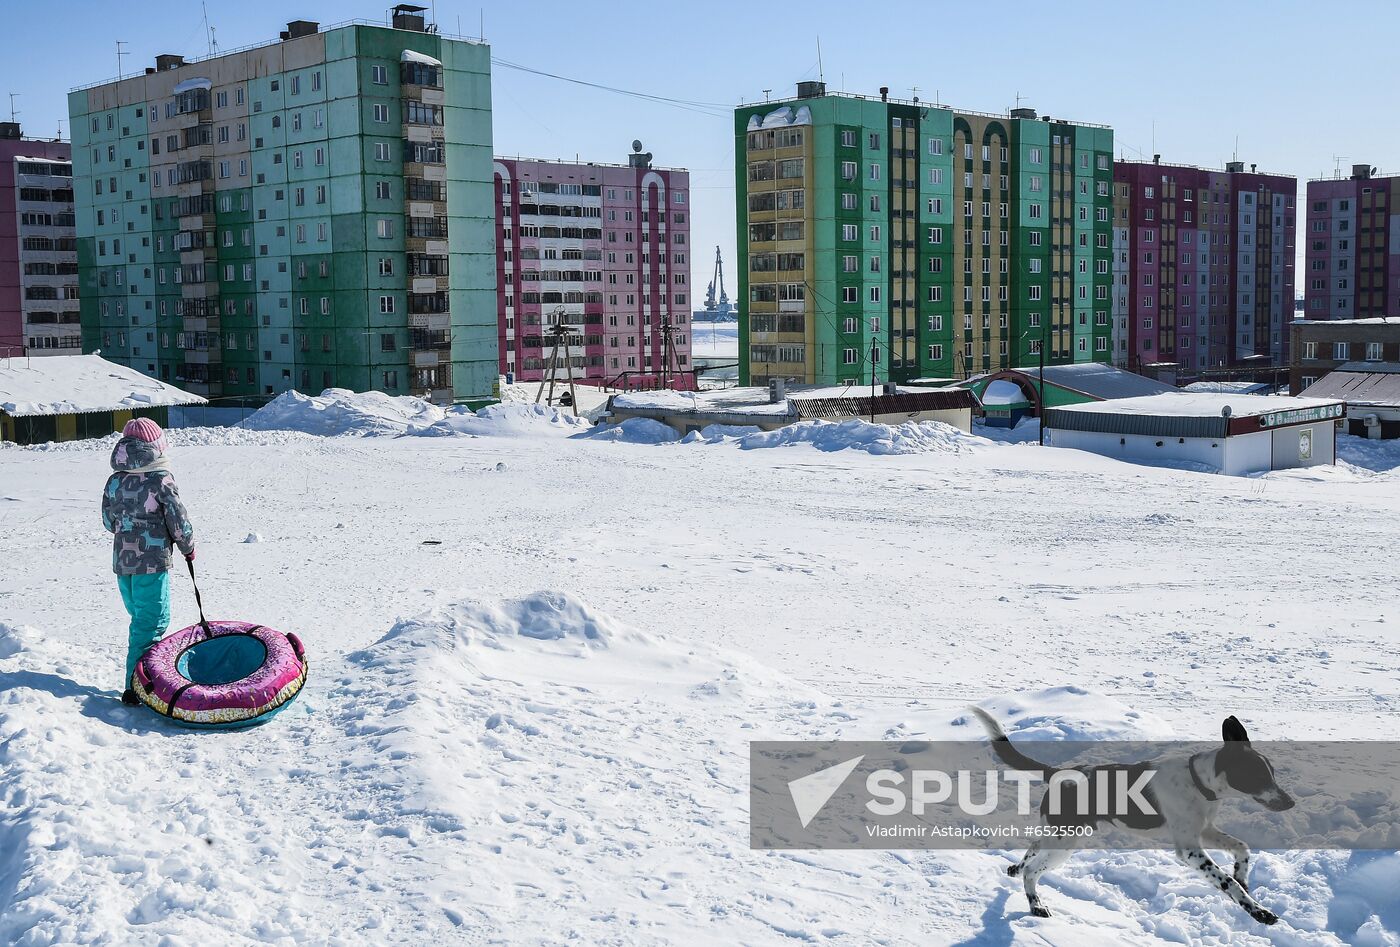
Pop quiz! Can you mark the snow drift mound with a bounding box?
[409,401,591,438]
[240,388,445,436]
[680,423,762,444]
[572,417,679,444]
[1337,434,1400,474]
[738,418,989,456]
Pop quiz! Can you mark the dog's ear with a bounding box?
[1222,716,1250,743]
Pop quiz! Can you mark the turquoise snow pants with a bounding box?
[117,572,170,688]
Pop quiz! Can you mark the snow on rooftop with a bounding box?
[787,383,948,400]
[746,105,812,131]
[611,387,791,416]
[611,383,965,418]
[1182,380,1273,394]
[1054,392,1342,419]
[400,49,442,67]
[0,354,204,418]
[981,379,1030,407]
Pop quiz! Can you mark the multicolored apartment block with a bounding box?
[1112,159,1296,373]
[735,83,1114,387]
[493,149,692,387]
[1304,164,1400,321]
[0,124,76,356]
[68,11,496,405]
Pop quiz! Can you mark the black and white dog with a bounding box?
[971,708,1294,925]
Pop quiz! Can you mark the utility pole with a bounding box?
[534,309,579,417]
[1038,328,1046,446]
[869,328,879,423]
[658,318,684,391]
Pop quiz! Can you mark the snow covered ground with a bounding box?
[691,320,739,360]
[2,391,1398,944]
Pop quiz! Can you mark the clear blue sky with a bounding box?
[7,0,1398,293]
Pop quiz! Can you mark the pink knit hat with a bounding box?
[122,417,168,454]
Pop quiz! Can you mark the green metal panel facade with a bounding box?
[737,92,1114,387]
[69,25,495,405]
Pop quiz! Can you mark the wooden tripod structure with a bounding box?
[534,318,580,417]
[657,319,685,391]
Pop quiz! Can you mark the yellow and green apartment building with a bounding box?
[68,12,496,405]
[736,83,1115,386]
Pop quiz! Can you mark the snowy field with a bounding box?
[2,392,1399,945]
[691,320,739,360]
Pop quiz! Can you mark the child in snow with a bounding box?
[101,418,196,705]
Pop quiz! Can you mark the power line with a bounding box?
[490,57,731,118]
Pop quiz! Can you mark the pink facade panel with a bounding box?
[494,155,692,390]
[0,134,73,356]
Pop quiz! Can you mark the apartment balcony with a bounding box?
[175,176,216,199]
[410,312,452,330]
[411,275,448,295]
[178,211,217,232]
[179,318,221,336]
[406,235,449,257]
[412,349,447,369]
[408,199,447,219]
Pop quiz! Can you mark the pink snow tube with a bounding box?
[132,620,308,728]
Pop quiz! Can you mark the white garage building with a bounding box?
[1044,393,1346,476]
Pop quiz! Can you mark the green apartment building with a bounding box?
[69,11,496,405]
[736,83,1114,387]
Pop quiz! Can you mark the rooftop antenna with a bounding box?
[201,1,214,55]
[1332,154,1347,178]
[1014,90,1023,110]
[763,89,771,102]
[816,36,824,82]
[910,85,920,103]
[116,41,128,80]
[7,93,19,124]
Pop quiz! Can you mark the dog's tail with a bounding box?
[968,706,1059,777]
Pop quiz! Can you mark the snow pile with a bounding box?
[573,417,680,444]
[0,622,30,659]
[680,423,763,444]
[1337,434,1400,473]
[240,388,445,436]
[410,402,592,438]
[738,418,988,456]
[2,426,325,452]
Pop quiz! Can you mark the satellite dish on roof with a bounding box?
[1221,405,1232,418]
[632,139,643,153]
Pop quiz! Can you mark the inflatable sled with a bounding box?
[132,620,308,729]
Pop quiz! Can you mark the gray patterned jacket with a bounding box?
[101,436,196,576]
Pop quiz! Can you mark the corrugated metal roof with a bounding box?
[1301,369,1400,406]
[792,388,977,420]
[1044,408,1229,439]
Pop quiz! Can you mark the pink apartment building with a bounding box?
[0,123,75,357]
[493,146,692,389]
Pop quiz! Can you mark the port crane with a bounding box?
[703,246,732,316]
